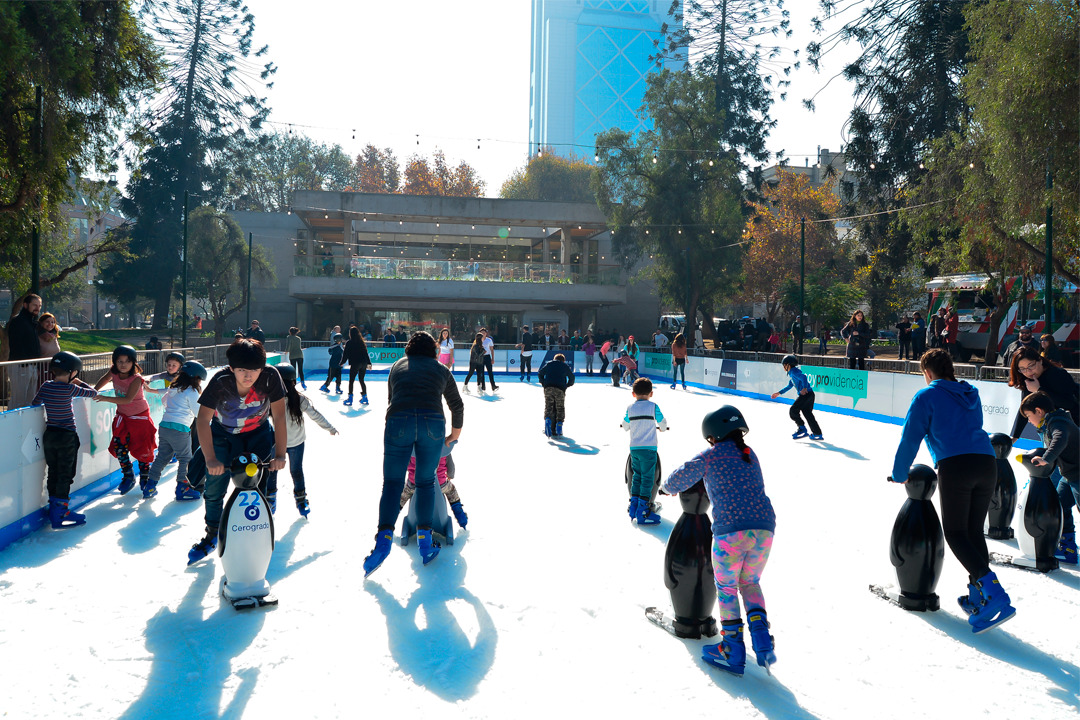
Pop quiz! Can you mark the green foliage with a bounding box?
[781,272,863,330]
[500,151,596,203]
[594,69,747,339]
[0,0,160,290]
[53,330,126,356]
[185,206,274,341]
[111,0,277,328]
[222,131,354,211]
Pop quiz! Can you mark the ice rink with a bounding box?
[1,376,1077,719]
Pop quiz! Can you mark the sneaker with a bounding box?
[187,528,218,566]
[746,609,777,669]
[363,529,394,577]
[48,497,86,529]
[792,427,809,440]
[808,433,824,441]
[1055,532,1078,565]
[702,620,746,675]
[968,571,1016,634]
[417,527,441,565]
[175,481,201,501]
[117,473,136,495]
[450,501,468,528]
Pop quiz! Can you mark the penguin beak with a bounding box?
[246,464,258,477]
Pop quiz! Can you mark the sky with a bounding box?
[240,0,860,194]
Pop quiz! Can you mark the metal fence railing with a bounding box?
[0,341,281,413]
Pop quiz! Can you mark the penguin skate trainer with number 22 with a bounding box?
[218,454,278,610]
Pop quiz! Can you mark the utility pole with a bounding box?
[799,218,805,355]
[1045,154,1053,327]
[182,191,189,348]
[246,231,253,327]
[30,85,43,294]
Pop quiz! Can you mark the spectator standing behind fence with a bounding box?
[911,312,926,358]
[6,294,42,409]
[1001,325,1040,368]
[245,319,266,344]
[1040,334,1063,365]
[840,310,871,370]
[895,315,912,360]
[943,308,960,360]
[37,313,61,358]
[928,307,946,349]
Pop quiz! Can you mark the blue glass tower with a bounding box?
[530,0,683,158]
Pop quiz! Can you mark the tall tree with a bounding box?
[351,144,401,193]
[741,168,844,324]
[106,0,276,329]
[185,206,274,341]
[595,69,747,343]
[401,150,484,197]
[223,131,353,211]
[0,0,159,291]
[805,0,972,327]
[500,150,595,203]
[662,0,794,165]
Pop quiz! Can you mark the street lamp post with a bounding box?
[799,217,806,356]
[246,231,253,327]
[1045,156,1053,327]
[182,191,189,348]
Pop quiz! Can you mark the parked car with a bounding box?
[61,326,80,332]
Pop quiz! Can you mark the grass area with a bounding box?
[57,331,148,356]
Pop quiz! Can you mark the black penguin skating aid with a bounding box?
[870,465,945,611]
[645,480,718,639]
[989,449,1063,573]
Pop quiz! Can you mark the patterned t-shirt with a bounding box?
[662,440,776,536]
[198,367,285,434]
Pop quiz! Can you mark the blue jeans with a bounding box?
[265,443,307,498]
[379,410,446,529]
[1055,468,1078,535]
[202,422,273,531]
[672,360,685,385]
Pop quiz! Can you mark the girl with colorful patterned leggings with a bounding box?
[662,404,777,676]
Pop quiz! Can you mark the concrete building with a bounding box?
[231,191,661,343]
[529,0,683,158]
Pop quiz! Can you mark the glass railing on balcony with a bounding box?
[294,255,624,286]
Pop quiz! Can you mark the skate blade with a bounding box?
[702,656,744,676]
[230,593,278,611]
[972,606,1016,634]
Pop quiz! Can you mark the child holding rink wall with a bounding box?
[32,352,99,528]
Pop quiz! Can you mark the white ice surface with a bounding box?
[1,378,1077,720]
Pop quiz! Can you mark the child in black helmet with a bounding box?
[771,355,823,441]
[661,405,777,677]
[32,352,99,528]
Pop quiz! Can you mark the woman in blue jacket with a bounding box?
[891,349,1015,634]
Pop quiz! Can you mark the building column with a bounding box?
[560,228,571,265]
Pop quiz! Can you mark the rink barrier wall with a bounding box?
[0,358,290,552]
[0,352,1035,552]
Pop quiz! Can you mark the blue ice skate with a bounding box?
[703,620,745,675]
[343,394,353,406]
[48,497,86,529]
[360,394,369,405]
[187,529,218,566]
[450,501,468,528]
[363,529,393,577]
[417,527,441,565]
[746,609,777,671]
[968,571,1016,634]
[792,426,808,440]
[808,433,824,441]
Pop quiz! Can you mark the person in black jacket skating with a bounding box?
[539,353,575,437]
[342,325,371,405]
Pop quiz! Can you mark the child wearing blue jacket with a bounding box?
[890,349,1014,634]
[770,355,822,440]
[662,405,776,676]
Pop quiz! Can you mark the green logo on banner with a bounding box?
[369,348,405,364]
[802,365,869,407]
[644,354,670,369]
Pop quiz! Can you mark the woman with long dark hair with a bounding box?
[462,333,486,391]
[891,349,1013,634]
[362,331,464,576]
[343,325,371,406]
[670,333,688,389]
[840,310,871,370]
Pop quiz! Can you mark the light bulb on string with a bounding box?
[869,163,876,170]
[968,162,975,169]
[652,153,657,164]
[708,159,714,167]
[351,128,355,140]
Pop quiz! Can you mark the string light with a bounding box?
[869,163,876,170]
